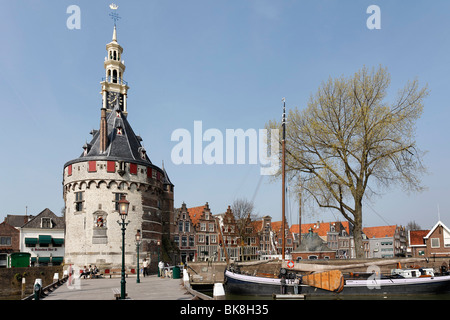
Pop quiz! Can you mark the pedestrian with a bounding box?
[143,258,149,277]
[158,260,164,278]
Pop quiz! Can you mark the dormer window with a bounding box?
[117,126,123,135]
[41,217,53,229]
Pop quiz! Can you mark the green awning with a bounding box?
[25,238,38,244]
[52,238,64,245]
[38,235,52,244]
[30,257,37,262]
[52,257,64,263]
[38,257,50,263]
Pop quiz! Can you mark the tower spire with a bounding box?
[112,25,117,42]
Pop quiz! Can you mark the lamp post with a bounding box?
[157,240,161,277]
[135,230,141,284]
[117,195,130,300]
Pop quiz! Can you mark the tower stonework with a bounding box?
[63,26,174,272]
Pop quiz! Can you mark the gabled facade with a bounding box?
[272,220,294,255]
[20,208,65,266]
[189,203,219,260]
[215,206,241,261]
[424,221,450,257]
[173,203,196,263]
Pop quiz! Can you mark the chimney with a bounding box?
[100,108,108,153]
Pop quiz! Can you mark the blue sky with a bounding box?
[1,0,449,230]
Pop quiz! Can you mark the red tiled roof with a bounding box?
[409,230,429,246]
[290,221,351,237]
[187,205,206,226]
[362,225,397,238]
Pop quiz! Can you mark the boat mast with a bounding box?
[282,98,286,260]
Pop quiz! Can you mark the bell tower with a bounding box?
[101,24,129,114]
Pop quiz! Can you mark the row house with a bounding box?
[362,225,407,258]
[173,203,196,263]
[215,206,241,261]
[408,220,450,258]
[272,220,294,256]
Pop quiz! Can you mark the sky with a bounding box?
[0,0,449,231]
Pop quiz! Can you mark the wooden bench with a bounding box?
[112,288,127,300]
[105,269,129,278]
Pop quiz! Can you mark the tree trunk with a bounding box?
[353,199,364,259]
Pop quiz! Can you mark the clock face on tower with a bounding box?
[106,91,124,111]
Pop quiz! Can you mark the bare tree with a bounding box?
[267,66,428,258]
[232,198,258,260]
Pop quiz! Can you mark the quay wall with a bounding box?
[0,266,63,299]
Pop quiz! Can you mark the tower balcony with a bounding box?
[102,76,128,86]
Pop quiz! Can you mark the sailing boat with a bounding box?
[223,99,450,297]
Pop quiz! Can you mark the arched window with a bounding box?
[113,70,117,83]
[113,51,117,60]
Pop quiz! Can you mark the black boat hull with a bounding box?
[224,270,450,297]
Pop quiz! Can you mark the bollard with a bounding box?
[21,277,26,299]
[183,268,190,288]
[34,279,42,300]
[213,283,225,300]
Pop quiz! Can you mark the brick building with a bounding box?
[291,228,336,260]
[173,203,196,263]
[0,222,20,267]
[424,221,450,258]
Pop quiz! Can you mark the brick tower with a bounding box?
[62,24,174,272]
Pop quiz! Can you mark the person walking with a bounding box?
[143,258,149,277]
[158,260,164,278]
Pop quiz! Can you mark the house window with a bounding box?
[200,223,206,232]
[178,221,183,232]
[189,236,195,247]
[75,191,84,212]
[0,237,11,246]
[209,223,215,232]
[184,222,190,232]
[181,236,187,247]
[174,236,179,246]
[198,234,204,243]
[431,238,440,248]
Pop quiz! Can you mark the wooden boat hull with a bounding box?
[224,270,450,297]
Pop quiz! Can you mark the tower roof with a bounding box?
[65,104,152,167]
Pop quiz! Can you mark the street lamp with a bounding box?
[117,195,130,299]
[135,229,141,283]
[157,240,161,277]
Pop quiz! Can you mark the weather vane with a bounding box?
[109,3,121,26]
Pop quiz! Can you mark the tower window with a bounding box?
[113,70,118,83]
[75,191,84,212]
[114,193,126,211]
